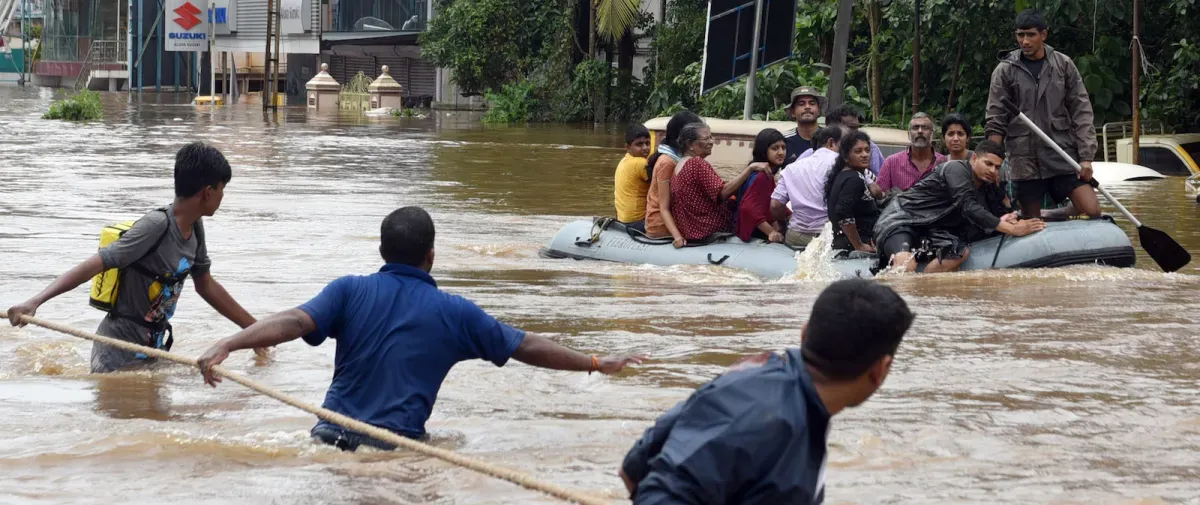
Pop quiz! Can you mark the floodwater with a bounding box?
[1,86,1199,505]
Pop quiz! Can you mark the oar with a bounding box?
[999,97,1191,273]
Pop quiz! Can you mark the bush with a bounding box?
[482,82,536,124]
[43,89,103,121]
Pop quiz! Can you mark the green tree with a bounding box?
[421,0,572,96]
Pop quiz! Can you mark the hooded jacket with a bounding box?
[984,44,1098,181]
[620,348,831,505]
[873,160,1010,267]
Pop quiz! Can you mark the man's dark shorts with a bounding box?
[311,421,420,452]
[1014,173,1090,208]
[878,226,968,268]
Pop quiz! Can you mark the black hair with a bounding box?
[801,279,914,381]
[380,206,436,266]
[812,125,844,152]
[677,123,710,156]
[823,130,872,203]
[625,124,650,145]
[824,104,864,126]
[646,110,703,173]
[941,112,972,138]
[974,139,1006,160]
[751,128,787,169]
[1015,9,1047,31]
[174,141,232,198]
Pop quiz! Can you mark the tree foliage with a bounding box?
[595,0,642,43]
[421,0,573,96]
[423,0,1200,131]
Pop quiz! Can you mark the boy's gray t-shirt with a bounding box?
[92,204,210,373]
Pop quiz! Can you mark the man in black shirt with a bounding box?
[782,86,826,166]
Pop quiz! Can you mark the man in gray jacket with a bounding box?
[985,9,1100,220]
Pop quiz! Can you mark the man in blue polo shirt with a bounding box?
[618,279,914,504]
[197,206,645,450]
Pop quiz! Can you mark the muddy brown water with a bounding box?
[1,87,1199,504]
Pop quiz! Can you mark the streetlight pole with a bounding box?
[741,0,763,120]
[1131,0,1140,165]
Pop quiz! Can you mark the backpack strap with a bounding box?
[111,208,181,352]
[128,208,174,282]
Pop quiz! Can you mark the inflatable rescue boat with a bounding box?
[539,217,1136,279]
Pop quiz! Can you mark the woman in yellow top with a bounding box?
[614,125,653,231]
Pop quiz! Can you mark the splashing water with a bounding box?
[786,222,862,282]
[13,342,88,376]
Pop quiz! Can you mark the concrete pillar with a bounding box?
[368,65,404,110]
[305,63,341,109]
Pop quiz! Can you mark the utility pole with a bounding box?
[827,0,854,109]
[742,0,763,120]
[1131,0,1140,165]
[911,0,921,114]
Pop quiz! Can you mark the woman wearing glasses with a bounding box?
[668,123,773,247]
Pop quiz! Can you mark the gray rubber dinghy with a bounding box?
[539,217,1137,280]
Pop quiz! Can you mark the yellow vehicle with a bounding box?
[1097,122,1200,191]
[642,116,909,171]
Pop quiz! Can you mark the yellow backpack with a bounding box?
[88,209,174,312]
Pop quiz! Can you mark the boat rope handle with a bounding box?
[0,312,614,505]
[707,254,730,265]
[990,234,1007,269]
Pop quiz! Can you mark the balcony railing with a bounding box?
[329,0,426,32]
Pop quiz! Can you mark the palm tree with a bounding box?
[593,0,641,51]
[589,0,641,122]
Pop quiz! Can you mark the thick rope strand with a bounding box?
[1,312,613,505]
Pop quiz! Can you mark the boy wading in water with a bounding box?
[6,142,264,372]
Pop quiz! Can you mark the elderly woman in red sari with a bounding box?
[669,123,773,245]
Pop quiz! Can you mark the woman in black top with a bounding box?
[824,131,880,253]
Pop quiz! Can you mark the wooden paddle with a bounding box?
[999,97,1191,273]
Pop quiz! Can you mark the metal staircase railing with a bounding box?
[73,39,124,90]
[0,0,18,37]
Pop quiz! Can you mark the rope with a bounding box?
[0,312,613,505]
[1129,35,1158,76]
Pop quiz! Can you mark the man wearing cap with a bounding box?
[782,86,827,166]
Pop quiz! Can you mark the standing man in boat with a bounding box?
[873,140,1046,274]
[618,278,915,504]
[196,206,645,451]
[985,8,1100,220]
[783,86,826,166]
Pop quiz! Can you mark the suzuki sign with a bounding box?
[165,0,210,52]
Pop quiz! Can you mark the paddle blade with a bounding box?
[1138,225,1192,272]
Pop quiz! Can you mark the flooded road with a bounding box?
[1,86,1199,505]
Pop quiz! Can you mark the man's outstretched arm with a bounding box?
[197,308,315,386]
[510,333,645,374]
